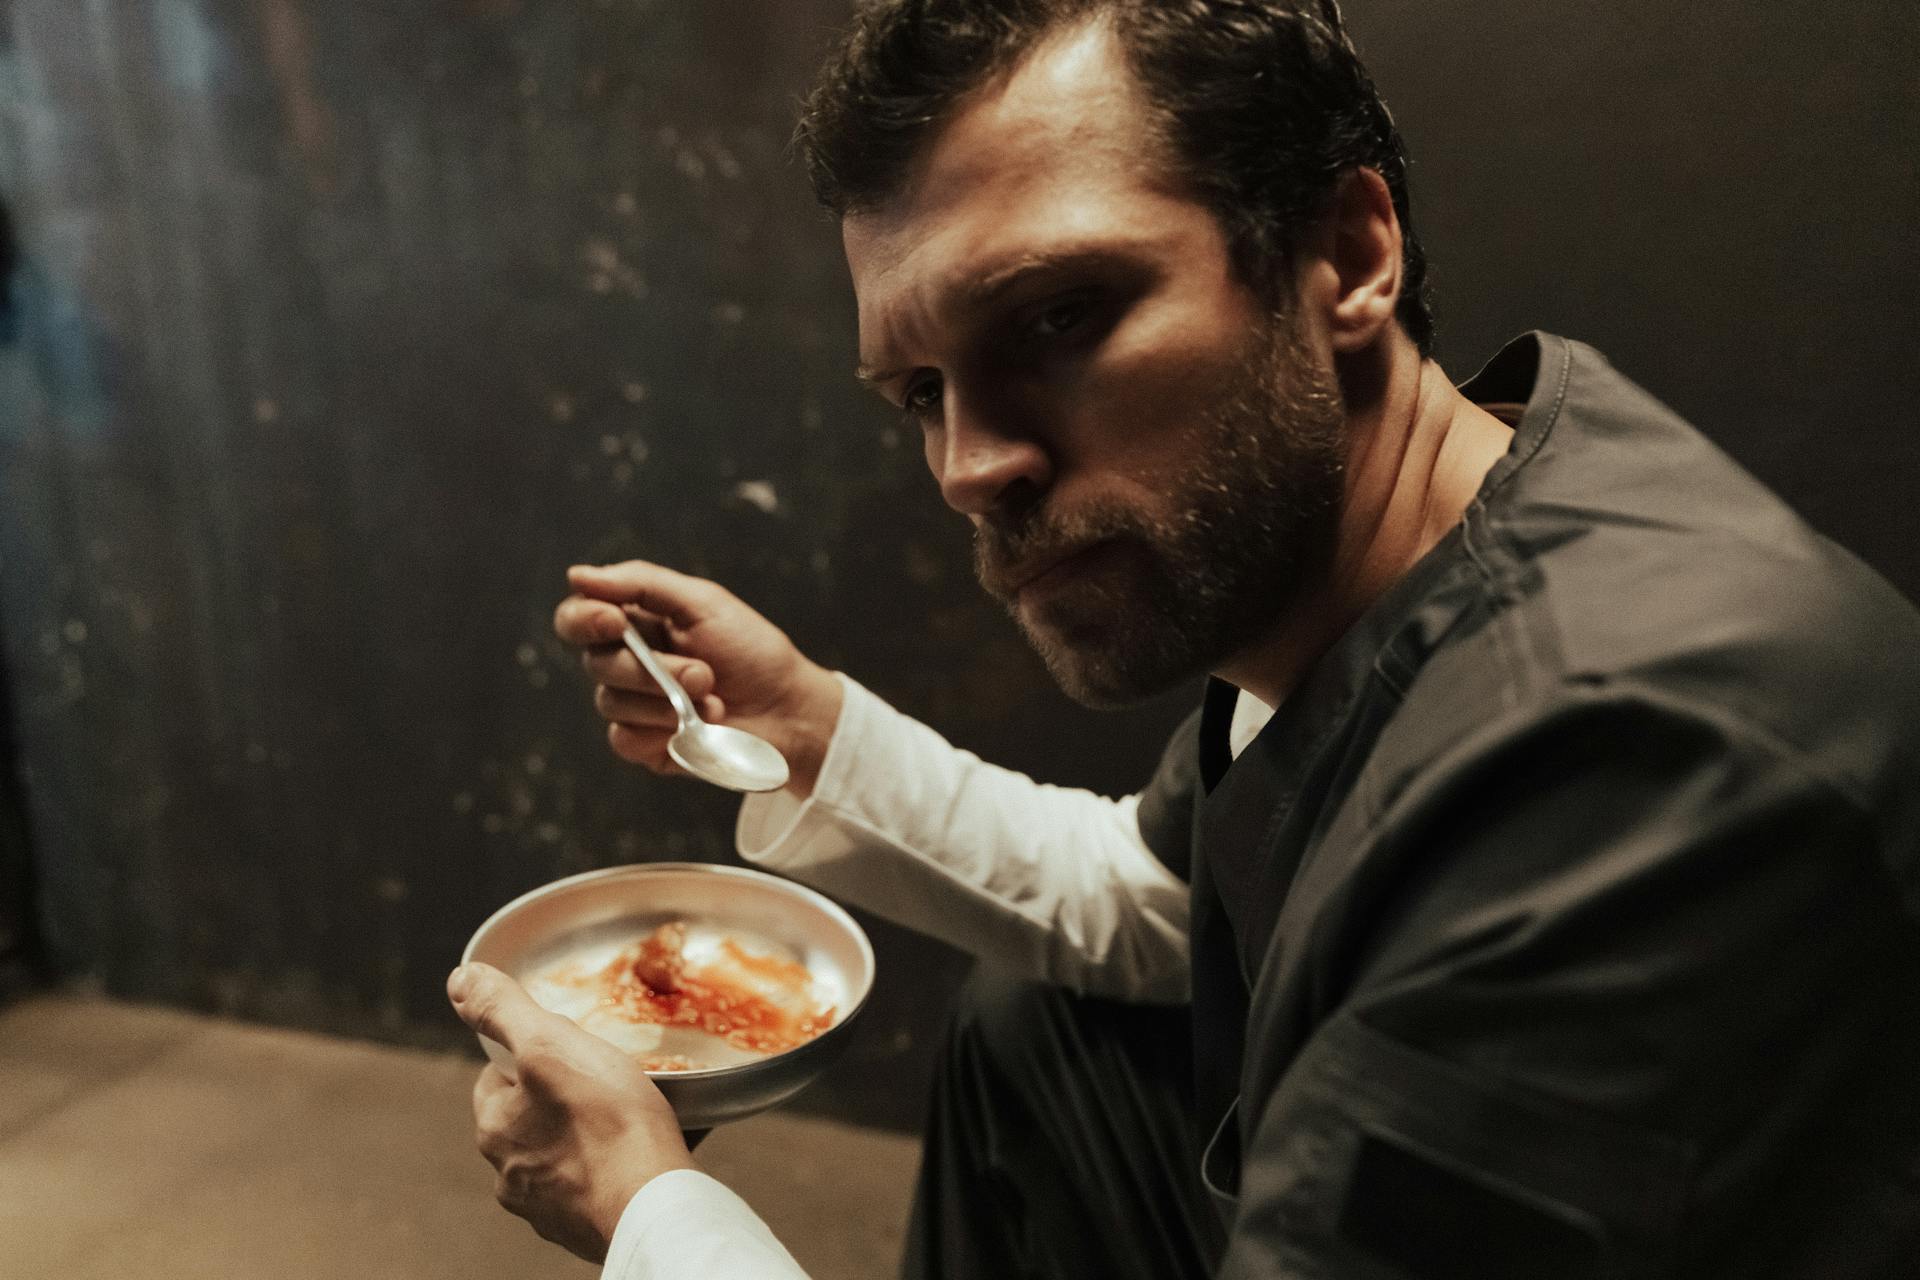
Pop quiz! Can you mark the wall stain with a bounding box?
[256,0,339,196]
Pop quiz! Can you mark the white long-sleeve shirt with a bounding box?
[737,674,1192,1002]
[603,674,1270,1280]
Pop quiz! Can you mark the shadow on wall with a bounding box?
[0,198,16,342]
[0,193,48,992]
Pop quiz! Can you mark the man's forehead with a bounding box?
[841,19,1182,349]
[969,16,1141,148]
[846,22,1168,246]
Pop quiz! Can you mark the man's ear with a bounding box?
[1299,167,1402,354]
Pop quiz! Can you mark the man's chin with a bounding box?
[1016,612,1199,711]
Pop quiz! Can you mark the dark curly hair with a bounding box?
[795,0,1434,355]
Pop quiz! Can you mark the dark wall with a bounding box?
[0,0,1913,1130]
[1350,0,1920,596]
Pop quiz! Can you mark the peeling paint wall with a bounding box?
[0,0,1194,1128]
[0,0,1914,1134]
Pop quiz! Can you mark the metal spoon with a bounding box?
[620,621,790,793]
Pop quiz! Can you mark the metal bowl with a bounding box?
[462,862,874,1129]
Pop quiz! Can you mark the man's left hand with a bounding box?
[449,961,696,1262]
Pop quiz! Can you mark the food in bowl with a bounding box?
[462,862,875,1127]
[525,920,838,1072]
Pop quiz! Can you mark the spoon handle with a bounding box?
[620,621,701,729]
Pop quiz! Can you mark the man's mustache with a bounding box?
[972,501,1144,600]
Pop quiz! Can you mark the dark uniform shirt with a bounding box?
[1138,333,1920,1278]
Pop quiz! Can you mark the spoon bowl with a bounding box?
[667,720,791,793]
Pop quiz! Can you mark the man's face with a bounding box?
[843,20,1346,707]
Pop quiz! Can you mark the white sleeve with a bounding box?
[735,675,1189,1003]
[602,1169,808,1280]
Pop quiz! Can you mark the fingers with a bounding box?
[579,646,715,700]
[582,652,722,724]
[555,561,747,777]
[594,684,677,729]
[592,677,724,777]
[607,722,688,775]
[472,1064,521,1166]
[447,963,578,1066]
[567,561,728,628]
[595,684,725,728]
[553,594,630,648]
[473,1061,514,1112]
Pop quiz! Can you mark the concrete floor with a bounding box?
[0,993,920,1279]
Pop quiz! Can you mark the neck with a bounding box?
[1216,329,1514,707]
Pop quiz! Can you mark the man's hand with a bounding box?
[555,561,845,796]
[450,962,696,1263]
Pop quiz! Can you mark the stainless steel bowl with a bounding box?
[461,862,874,1129]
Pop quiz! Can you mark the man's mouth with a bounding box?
[998,540,1113,601]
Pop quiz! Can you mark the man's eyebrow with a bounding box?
[961,246,1134,308]
[852,245,1142,388]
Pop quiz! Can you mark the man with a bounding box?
[448,2,1920,1276]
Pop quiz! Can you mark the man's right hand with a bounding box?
[554,561,844,796]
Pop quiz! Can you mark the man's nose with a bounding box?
[933,392,1052,517]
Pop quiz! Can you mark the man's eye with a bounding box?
[903,377,944,421]
[1031,297,1092,339]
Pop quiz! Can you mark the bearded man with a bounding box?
[448,2,1920,1277]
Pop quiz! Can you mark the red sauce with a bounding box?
[549,922,834,1067]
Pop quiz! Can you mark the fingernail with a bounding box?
[448,965,473,1003]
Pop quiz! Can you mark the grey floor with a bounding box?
[0,994,921,1280]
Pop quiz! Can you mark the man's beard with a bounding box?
[973,314,1346,709]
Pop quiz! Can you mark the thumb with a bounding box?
[448,962,571,1056]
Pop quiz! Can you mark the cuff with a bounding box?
[736,672,882,862]
[602,1169,807,1280]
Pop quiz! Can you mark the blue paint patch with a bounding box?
[150,0,231,96]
